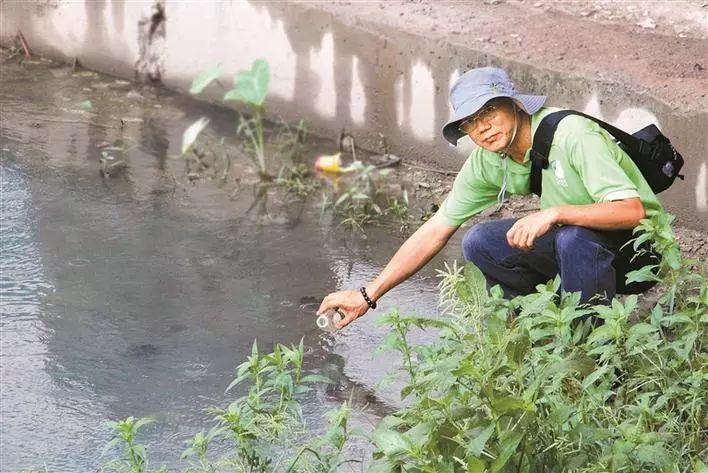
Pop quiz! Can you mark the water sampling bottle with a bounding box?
[316,308,344,332]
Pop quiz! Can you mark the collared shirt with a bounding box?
[436,107,664,227]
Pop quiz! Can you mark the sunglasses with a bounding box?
[458,103,500,134]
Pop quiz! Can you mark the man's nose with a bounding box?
[475,120,492,133]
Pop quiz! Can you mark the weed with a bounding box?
[185,60,287,181]
[371,213,706,472]
[101,417,166,473]
[322,163,410,230]
[276,162,320,198]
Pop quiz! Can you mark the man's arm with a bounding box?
[507,197,645,251]
[317,214,459,328]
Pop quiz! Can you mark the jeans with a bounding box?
[462,218,658,304]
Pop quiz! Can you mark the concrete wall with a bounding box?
[2,0,706,230]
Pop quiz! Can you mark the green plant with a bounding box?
[273,118,308,164]
[285,401,362,473]
[101,417,166,473]
[213,340,353,472]
[626,212,702,314]
[370,213,706,472]
[185,60,274,180]
[276,162,320,198]
[322,163,409,230]
[181,425,226,473]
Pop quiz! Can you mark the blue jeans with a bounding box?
[462,219,657,303]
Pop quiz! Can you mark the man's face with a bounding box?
[459,98,518,152]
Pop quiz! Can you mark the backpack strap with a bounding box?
[530,110,643,197]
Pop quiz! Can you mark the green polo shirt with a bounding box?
[437,107,664,227]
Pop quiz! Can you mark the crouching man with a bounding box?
[318,67,662,328]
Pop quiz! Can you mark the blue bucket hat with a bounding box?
[442,67,546,146]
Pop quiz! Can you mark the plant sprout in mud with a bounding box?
[184,60,278,181]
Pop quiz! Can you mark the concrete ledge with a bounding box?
[1,0,706,230]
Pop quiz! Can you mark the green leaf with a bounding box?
[581,365,611,389]
[224,59,270,106]
[300,374,331,384]
[190,64,222,94]
[628,323,657,337]
[466,423,495,457]
[80,100,93,110]
[491,430,523,472]
[635,443,672,468]
[505,332,530,366]
[181,117,210,155]
[367,459,398,473]
[404,421,433,446]
[467,457,486,473]
[491,396,527,415]
[133,417,154,432]
[372,427,410,458]
[547,404,573,427]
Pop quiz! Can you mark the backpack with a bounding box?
[529,110,684,197]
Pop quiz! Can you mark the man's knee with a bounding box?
[462,221,500,262]
[554,225,599,254]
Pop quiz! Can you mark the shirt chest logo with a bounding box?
[550,160,568,187]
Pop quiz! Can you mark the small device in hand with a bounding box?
[317,308,344,332]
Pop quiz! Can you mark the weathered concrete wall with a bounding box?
[1,0,706,230]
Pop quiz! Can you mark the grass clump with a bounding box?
[321,163,410,231]
[370,213,707,472]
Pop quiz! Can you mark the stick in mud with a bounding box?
[17,30,31,58]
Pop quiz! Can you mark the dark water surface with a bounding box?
[0,56,462,471]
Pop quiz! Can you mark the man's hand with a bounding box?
[317,290,370,329]
[506,208,559,251]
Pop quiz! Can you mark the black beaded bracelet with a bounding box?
[359,286,377,309]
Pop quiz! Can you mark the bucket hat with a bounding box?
[442,67,546,146]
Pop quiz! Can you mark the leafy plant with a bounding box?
[185,60,277,180]
[181,425,226,473]
[370,213,706,472]
[277,162,320,198]
[209,340,355,472]
[101,417,166,473]
[322,163,409,230]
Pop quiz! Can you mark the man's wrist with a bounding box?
[360,286,377,309]
[548,207,563,225]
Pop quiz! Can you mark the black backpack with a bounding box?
[529,110,684,197]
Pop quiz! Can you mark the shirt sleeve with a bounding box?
[566,129,640,203]
[436,155,500,227]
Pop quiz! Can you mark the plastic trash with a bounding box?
[316,308,345,332]
[315,153,343,173]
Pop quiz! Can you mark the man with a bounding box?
[317,67,662,329]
